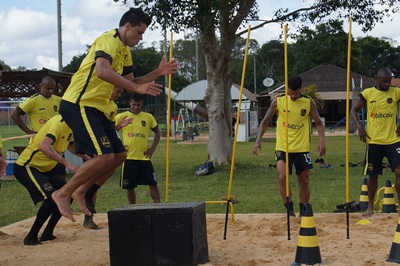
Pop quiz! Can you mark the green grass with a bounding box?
[0,128,395,227]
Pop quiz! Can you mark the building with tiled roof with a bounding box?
[257,64,376,126]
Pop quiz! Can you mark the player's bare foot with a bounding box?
[51,191,78,222]
[72,191,92,216]
[362,209,374,218]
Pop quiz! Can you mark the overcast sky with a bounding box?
[1,0,399,70]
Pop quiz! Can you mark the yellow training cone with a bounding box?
[382,180,397,213]
[358,178,368,212]
[292,203,322,265]
[387,218,400,263]
[356,219,371,225]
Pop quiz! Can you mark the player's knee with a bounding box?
[113,152,127,165]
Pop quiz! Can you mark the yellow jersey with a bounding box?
[275,94,312,152]
[115,111,157,160]
[16,115,73,172]
[18,93,61,132]
[62,29,133,113]
[361,86,400,145]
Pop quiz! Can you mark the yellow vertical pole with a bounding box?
[227,25,251,199]
[165,32,173,203]
[283,24,289,203]
[345,17,353,239]
[345,18,352,204]
[283,24,291,240]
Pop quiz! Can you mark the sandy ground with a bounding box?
[0,212,400,265]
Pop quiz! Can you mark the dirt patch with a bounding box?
[0,212,398,265]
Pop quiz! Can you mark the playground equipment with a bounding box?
[164,87,207,140]
[329,117,345,132]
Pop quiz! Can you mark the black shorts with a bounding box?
[120,160,157,189]
[275,150,313,175]
[51,162,66,176]
[14,164,66,205]
[364,142,400,175]
[59,100,125,157]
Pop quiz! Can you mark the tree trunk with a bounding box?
[204,62,233,165]
[198,0,255,165]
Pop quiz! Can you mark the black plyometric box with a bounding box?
[108,202,209,266]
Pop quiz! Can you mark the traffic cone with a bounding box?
[382,180,397,213]
[387,218,400,263]
[358,177,369,212]
[292,203,322,265]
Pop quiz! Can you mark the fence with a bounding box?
[0,101,25,131]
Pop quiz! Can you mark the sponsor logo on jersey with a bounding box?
[370,112,393,118]
[127,132,146,138]
[283,122,304,129]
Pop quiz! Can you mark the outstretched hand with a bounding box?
[119,116,133,128]
[157,55,179,76]
[135,82,163,96]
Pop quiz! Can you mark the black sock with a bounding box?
[85,184,100,201]
[25,199,54,242]
[41,200,61,240]
[85,184,100,213]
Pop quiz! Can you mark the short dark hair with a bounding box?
[119,8,152,27]
[288,76,302,91]
[129,93,143,102]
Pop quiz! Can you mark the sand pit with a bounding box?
[0,212,399,265]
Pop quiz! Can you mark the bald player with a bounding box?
[11,76,61,134]
[11,76,66,180]
[351,67,400,218]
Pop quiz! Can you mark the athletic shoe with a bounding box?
[320,162,332,168]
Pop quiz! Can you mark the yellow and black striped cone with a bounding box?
[292,203,322,265]
[382,180,397,213]
[358,177,369,212]
[387,218,400,263]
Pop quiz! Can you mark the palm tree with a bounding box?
[301,84,324,110]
